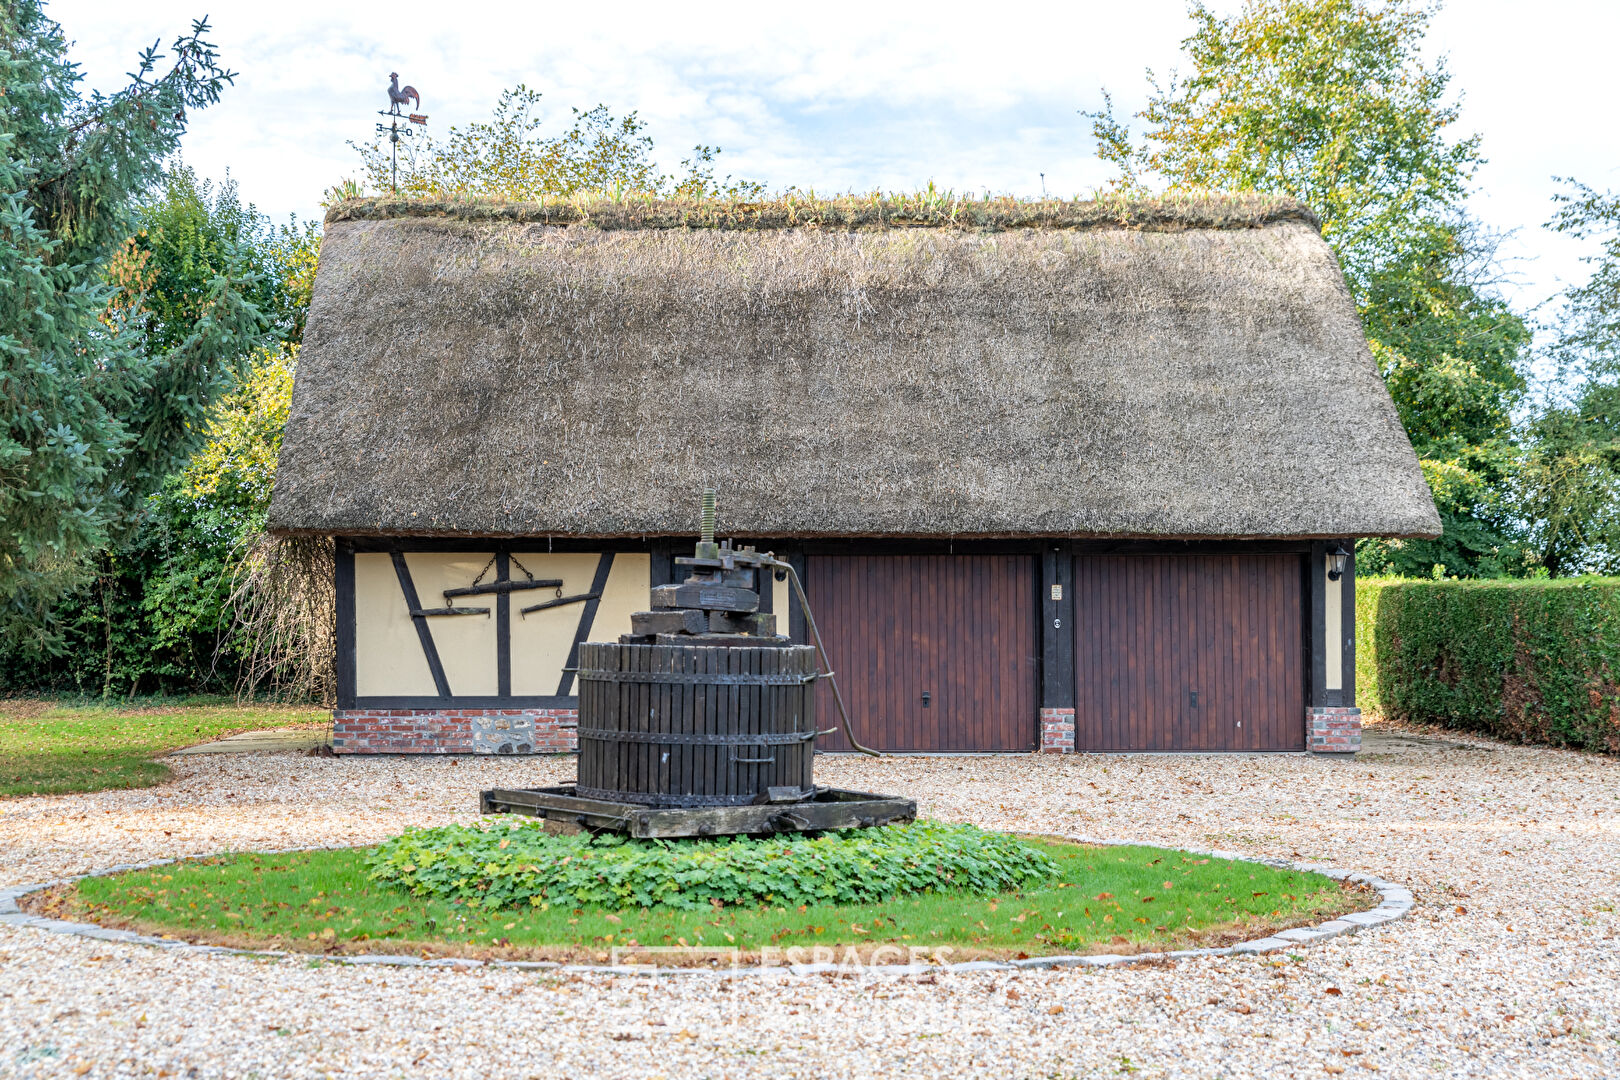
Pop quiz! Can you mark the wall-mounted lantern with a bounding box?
[1327,545,1350,581]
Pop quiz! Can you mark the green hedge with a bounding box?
[1354,577,1398,715]
[1363,577,1620,752]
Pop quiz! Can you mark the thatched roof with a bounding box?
[268,195,1440,540]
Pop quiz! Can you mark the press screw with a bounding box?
[700,488,716,545]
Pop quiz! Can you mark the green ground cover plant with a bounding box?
[1370,577,1620,752]
[368,820,1057,911]
[63,834,1358,963]
[0,698,326,796]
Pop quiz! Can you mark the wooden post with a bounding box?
[335,539,356,709]
[1308,541,1327,708]
[1041,544,1075,709]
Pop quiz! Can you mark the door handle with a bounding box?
[921,690,931,709]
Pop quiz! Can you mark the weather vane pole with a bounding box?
[377,72,427,194]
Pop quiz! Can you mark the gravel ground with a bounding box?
[1,725,1616,1079]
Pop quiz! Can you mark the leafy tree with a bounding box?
[0,144,317,691]
[1087,0,1532,576]
[352,85,763,201]
[0,3,261,650]
[139,347,296,670]
[1513,405,1620,577]
[0,344,298,696]
[108,166,320,354]
[1510,181,1620,576]
[0,148,314,693]
[1549,181,1620,401]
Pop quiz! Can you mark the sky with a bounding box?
[44,0,1620,326]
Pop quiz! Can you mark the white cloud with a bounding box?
[42,0,1620,315]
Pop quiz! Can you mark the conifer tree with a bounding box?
[0,3,261,649]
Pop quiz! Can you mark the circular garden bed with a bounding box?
[39,821,1370,965]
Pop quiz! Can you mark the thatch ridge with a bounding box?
[324,191,1319,233]
[270,213,1439,541]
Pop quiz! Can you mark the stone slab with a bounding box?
[1341,911,1388,927]
[171,728,331,756]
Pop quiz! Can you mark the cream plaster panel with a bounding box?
[773,571,792,636]
[403,552,499,696]
[594,553,651,650]
[508,553,649,696]
[354,553,437,697]
[1325,559,1344,691]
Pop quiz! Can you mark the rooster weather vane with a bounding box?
[377,72,428,193]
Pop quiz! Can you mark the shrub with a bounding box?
[366,820,1058,912]
[1372,577,1620,752]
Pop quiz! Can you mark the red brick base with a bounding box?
[331,709,578,755]
[1040,707,1076,753]
[1308,706,1362,754]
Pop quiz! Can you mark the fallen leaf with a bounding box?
[1455,906,1467,915]
[1325,1067,1346,1075]
[1325,987,1342,996]
[604,914,622,924]
[1047,1005,1064,1015]
[1006,988,1021,1001]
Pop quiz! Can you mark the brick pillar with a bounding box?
[1308,706,1361,755]
[1040,707,1076,754]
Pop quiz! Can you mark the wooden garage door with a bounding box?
[809,554,1039,752]
[1074,555,1305,752]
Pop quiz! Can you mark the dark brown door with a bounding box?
[1073,554,1305,752]
[808,554,1039,752]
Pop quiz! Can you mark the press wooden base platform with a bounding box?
[479,785,916,839]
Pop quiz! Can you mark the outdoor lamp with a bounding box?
[1327,545,1350,581]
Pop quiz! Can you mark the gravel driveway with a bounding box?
[1,726,1616,1079]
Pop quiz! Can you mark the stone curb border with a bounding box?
[0,836,1413,977]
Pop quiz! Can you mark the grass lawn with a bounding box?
[0,698,328,797]
[56,839,1366,964]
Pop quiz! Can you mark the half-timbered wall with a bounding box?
[343,544,649,708]
[333,537,1359,756]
